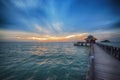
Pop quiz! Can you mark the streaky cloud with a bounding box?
[0,29,88,42]
[0,0,120,41]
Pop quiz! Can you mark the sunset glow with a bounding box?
[15,34,88,42]
[0,0,120,42]
[0,30,88,42]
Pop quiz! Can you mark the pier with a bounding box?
[97,43,120,60]
[87,43,120,80]
[74,35,120,80]
[74,42,90,46]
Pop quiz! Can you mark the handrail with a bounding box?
[86,44,95,80]
[74,42,90,46]
[96,43,120,60]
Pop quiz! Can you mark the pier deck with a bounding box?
[94,44,120,80]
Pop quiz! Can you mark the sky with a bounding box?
[0,0,120,42]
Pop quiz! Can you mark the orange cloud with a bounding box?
[0,30,88,42]
[16,33,88,42]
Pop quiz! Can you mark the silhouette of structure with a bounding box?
[101,40,110,42]
[73,35,120,80]
[85,35,97,43]
[74,35,97,46]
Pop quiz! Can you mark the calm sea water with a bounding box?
[0,42,89,80]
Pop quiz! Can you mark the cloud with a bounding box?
[1,29,119,42]
[34,24,51,34]
[100,20,120,30]
[110,21,120,29]
[11,0,44,9]
[91,29,120,41]
[109,0,120,16]
[0,29,88,42]
[52,22,63,32]
[36,21,64,34]
[0,0,119,41]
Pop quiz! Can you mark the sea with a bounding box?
[0,42,89,80]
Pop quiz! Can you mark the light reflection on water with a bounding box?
[0,42,89,80]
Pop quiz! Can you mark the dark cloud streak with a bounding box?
[109,0,120,16]
[110,21,120,29]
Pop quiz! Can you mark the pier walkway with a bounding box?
[94,44,120,80]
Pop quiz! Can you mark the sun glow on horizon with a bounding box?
[0,30,88,42]
[16,33,88,42]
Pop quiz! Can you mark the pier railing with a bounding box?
[74,42,90,46]
[96,43,120,60]
[86,44,95,80]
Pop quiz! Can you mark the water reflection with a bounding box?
[0,42,89,80]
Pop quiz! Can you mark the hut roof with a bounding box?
[85,35,97,40]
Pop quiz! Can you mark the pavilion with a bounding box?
[85,35,97,43]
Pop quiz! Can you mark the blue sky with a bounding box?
[0,0,120,41]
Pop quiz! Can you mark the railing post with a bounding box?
[86,43,95,80]
[97,43,120,61]
[118,49,120,60]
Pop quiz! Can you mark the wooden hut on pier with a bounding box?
[74,35,97,46]
[85,35,97,44]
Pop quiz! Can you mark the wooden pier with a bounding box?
[74,42,90,46]
[97,43,120,60]
[87,43,120,80]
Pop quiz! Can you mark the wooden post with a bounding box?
[86,43,95,80]
[118,49,120,60]
[97,43,120,60]
[110,47,113,55]
[81,42,83,46]
[85,42,86,46]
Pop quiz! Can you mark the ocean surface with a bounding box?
[0,42,89,80]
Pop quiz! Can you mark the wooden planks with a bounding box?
[97,43,120,60]
[94,44,120,80]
